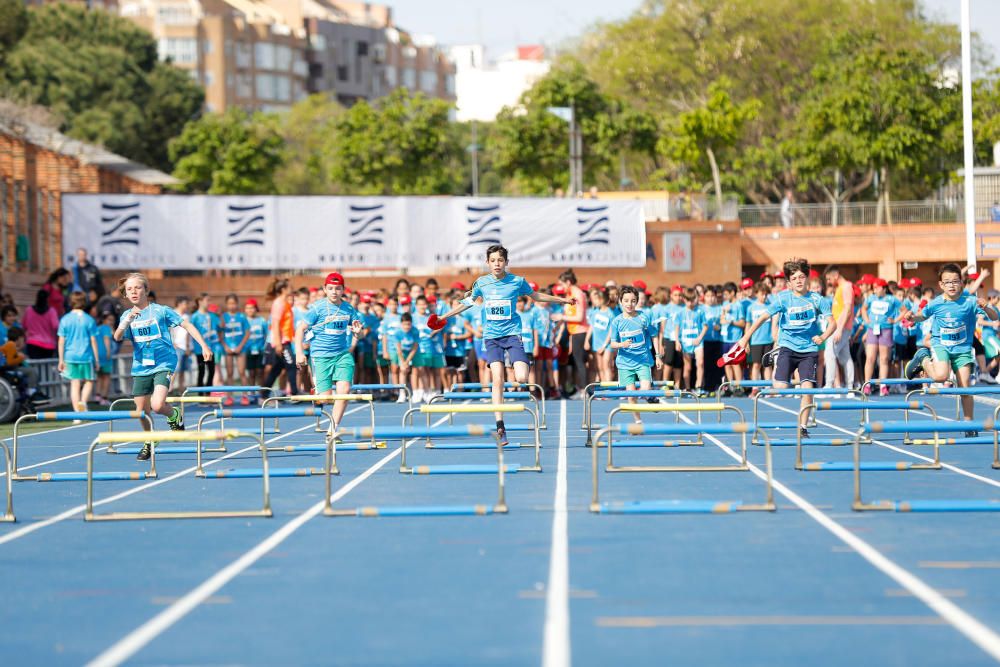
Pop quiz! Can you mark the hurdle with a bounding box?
[195,406,340,476]
[905,384,1000,421]
[717,378,798,396]
[352,383,412,406]
[85,430,272,520]
[852,420,1000,512]
[449,382,547,427]
[0,440,14,522]
[108,396,227,451]
[860,377,934,396]
[261,393,378,447]
[793,400,936,470]
[584,387,701,443]
[581,380,674,429]
[431,391,542,431]
[752,387,862,439]
[905,403,1000,465]
[12,410,155,481]
[325,424,509,517]
[589,405,775,514]
[400,403,541,473]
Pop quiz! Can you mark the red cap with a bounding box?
[207,304,220,314]
[246,298,258,307]
[773,271,785,279]
[809,269,820,279]
[859,274,875,284]
[427,295,438,304]
[552,285,567,296]
[632,279,647,291]
[759,271,769,279]
[324,272,345,286]
[911,277,923,287]
[399,295,411,305]
[528,281,539,292]
[853,284,862,297]
[899,278,911,288]
[361,294,373,303]
[344,287,352,295]
[740,278,754,290]
[874,278,888,288]
[309,286,319,293]
[671,284,683,293]
[450,281,466,291]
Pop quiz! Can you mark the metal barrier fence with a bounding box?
[738,200,961,227]
[26,353,198,406]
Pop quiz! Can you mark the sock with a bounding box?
[496,419,505,431]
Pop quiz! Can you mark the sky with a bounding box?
[386,0,1000,66]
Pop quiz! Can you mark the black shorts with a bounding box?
[445,355,465,369]
[246,351,264,370]
[893,343,909,363]
[749,343,773,365]
[974,337,985,356]
[662,341,683,369]
[773,347,819,385]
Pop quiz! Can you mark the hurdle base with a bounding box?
[592,500,775,514]
[606,464,748,473]
[425,441,523,449]
[588,439,702,448]
[800,461,941,472]
[199,466,338,478]
[856,499,1000,512]
[85,509,273,521]
[26,471,155,482]
[324,503,507,517]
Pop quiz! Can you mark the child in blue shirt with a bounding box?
[746,284,775,383]
[244,298,269,393]
[222,294,251,405]
[57,291,99,417]
[393,312,419,386]
[609,285,663,422]
[701,289,724,392]
[191,294,223,388]
[94,311,116,406]
[676,289,708,393]
[115,273,213,460]
[861,278,900,395]
[585,289,615,383]
[720,282,747,394]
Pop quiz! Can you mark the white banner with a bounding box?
[62,195,646,270]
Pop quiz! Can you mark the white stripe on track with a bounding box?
[86,414,452,667]
[0,406,364,547]
[542,400,570,667]
[677,412,1000,663]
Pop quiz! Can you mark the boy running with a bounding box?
[609,285,663,422]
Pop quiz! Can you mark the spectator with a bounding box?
[23,289,59,359]
[72,248,106,305]
[991,201,1000,223]
[780,189,794,229]
[95,284,124,322]
[43,268,72,317]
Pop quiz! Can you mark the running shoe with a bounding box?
[167,406,184,431]
[224,395,235,407]
[879,385,890,397]
[240,394,250,406]
[136,442,153,461]
[904,347,930,380]
[496,426,509,447]
[862,384,871,396]
[799,427,809,439]
[964,431,979,439]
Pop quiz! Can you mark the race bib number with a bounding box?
[870,301,889,316]
[787,305,816,328]
[225,323,244,338]
[130,318,162,343]
[593,314,609,330]
[681,327,699,343]
[323,314,349,335]
[623,330,646,350]
[250,324,264,337]
[939,325,965,347]
[485,299,512,321]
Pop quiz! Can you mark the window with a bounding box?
[255,43,276,69]
[337,65,349,82]
[156,4,194,24]
[311,34,327,51]
[275,45,292,70]
[420,70,437,92]
[202,38,212,55]
[402,67,416,89]
[256,73,275,99]
[373,43,386,64]
[203,71,214,87]
[384,66,396,87]
[158,37,198,65]
[237,73,253,98]
[275,75,291,102]
[445,74,455,95]
[357,41,368,57]
[235,42,252,69]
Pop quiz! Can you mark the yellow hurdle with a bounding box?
[420,404,525,414]
[618,403,725,413]
[97,429,241,444]
[166,396,225,404]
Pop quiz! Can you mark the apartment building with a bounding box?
[450,44,549,122]
[120,0,310,113]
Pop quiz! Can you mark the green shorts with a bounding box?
[132,370,173,397]
[412,352,431,368]
[428,354,446,369]
[931,345,975,373]
[312,351,356,392]
[389,350,400,366]
[98,362,114,375]
[63,362,95,382]
[618,366,652,387]
[376,354,390,368]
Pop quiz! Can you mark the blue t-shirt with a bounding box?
[222,312,250,350]
[190,311,221,355]
[662,302,683,341]
[97,323,114,363]
[471,273,534,339]
[702,304,722,343]
[412,312,434,354]
[534,307,553,348]
[247,316,268,354]
[361,313,380,351]
[679,306,706,350]
[648,303,667,340]
[865,294,900,332]
[924,293,982,354]
[444,314,468,356]
[610,312,657,370]
[721,299,745,343]
[302,300,361,358]
[381,311,402,352]
[765,290,831,353]
[588,307,613,350]
[746,301,774,345]
[518,309,536,354]
[58,310,98,363]
[393,328,419,356]
[120,303,182,376]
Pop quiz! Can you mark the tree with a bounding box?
[0,0,27,62]
[326,88,462,195]
[274,93,344,194]
[658,78,760,212]
[168,109,283,194]
[0,3,202,171]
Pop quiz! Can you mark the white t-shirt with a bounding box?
[171,313,190,351]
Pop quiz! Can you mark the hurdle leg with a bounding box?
[0,443,14,521]
[589,425,602,511]
[494,431,508,513]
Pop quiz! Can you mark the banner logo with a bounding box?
[100,201,140,246]
[227,202,266,246]
[348,203,385,246]
[466,203,502,245]
[576,204,610,245]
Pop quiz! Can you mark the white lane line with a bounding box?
[86,415,451,667]
[542,400,570,667]
[762,399,1000,489]
[0,406,366,546]
[677,413,1000,663]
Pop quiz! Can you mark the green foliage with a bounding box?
[326,88,462,195]
[274,93,344,194]
[0,3,202,171]
[0,0,27,60]
[169,109,283,194]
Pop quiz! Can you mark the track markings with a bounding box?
[542,400,570,667]
[596,615,947,628]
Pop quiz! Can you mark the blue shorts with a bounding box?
[484,335,528,365]
[473,338,486,359]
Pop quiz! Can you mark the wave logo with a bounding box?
[466,203,502,245]
[576,204,610,245]
[227,202,266,246]
[100,201,141,247]
[348,203,385,246]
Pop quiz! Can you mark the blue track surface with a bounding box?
[1,395,1000,665]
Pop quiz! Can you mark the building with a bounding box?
[449,44,550,122]
[120,0,311,113]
